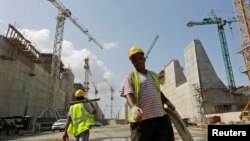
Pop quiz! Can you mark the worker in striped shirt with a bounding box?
[120,46,175,141]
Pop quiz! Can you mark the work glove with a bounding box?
[131,106,143,122]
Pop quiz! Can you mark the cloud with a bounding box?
[21,28,52,53]
[103,42,119,50]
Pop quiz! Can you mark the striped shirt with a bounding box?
[120,70,164,120]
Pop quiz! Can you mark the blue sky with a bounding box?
[0,0,248,118]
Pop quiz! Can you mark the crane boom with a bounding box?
[187,10,236,89]
[48,0,104,49]
[40,0,104,119]
[145,34,159,59]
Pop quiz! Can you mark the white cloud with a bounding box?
[21,28,52,53]
[103,42,119,50]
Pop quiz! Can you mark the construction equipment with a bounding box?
[233,0,250,120]
[233,0,250,82]
[145,34,159,59]
[83,57,91,94]
[39,0,104,120]
[239,99,250,120]
[187,10,237,89]
[104,79,115,118]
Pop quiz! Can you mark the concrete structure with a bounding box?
[0,24,104,123]
[160,39,250,124]
[116,103,129,120]
[0,24,74,119]
[117,39,250,124]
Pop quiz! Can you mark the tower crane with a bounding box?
[40,0,104,119]
[145,34,159,59]
[232,0,250,120]
[104,79,114,118]
[233,0,250,82]
[84,57,91,94]
[187,9,237,89]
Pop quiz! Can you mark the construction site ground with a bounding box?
[0,124,208,141]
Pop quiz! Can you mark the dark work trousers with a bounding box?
[75,129,89,141]
[130,114,174,141]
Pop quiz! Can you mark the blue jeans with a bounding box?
[75,130,89,141]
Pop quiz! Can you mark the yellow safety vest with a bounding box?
[129,70,166,122]
[67,103,94,136]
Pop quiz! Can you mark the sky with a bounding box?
[0,0,248,118]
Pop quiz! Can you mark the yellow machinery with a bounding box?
[233,0,250,120]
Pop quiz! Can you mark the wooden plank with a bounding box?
[69,98,100,105]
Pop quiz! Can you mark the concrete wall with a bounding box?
[117,103,129,120]
[160,39,250,123]
[0,35,75,119]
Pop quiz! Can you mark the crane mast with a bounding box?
[233,0,250,81]
[187,10,237,89]
[40,0,104,119]
[104,79,114,118]
[84,57,91,94]
[233,0,250,120]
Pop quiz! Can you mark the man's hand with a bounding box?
[166,102,175,111]
[62,133,69,141]
[131,106,143,122]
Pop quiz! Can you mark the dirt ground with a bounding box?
[0,124,207,141]
[0,124,130,141]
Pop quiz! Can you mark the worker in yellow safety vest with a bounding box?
[120,46,176,141]
[63,89,96,141]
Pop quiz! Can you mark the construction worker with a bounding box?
[63,89,96,141]
[120,46,175,141]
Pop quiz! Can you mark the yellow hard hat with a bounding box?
[128,46,144,60]
[75,89,85,97]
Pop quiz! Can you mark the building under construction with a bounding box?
[0,24,104,129]
[117,39,250,124]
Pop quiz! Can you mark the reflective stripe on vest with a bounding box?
[129,70,166,122]
[67,103,93,136]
